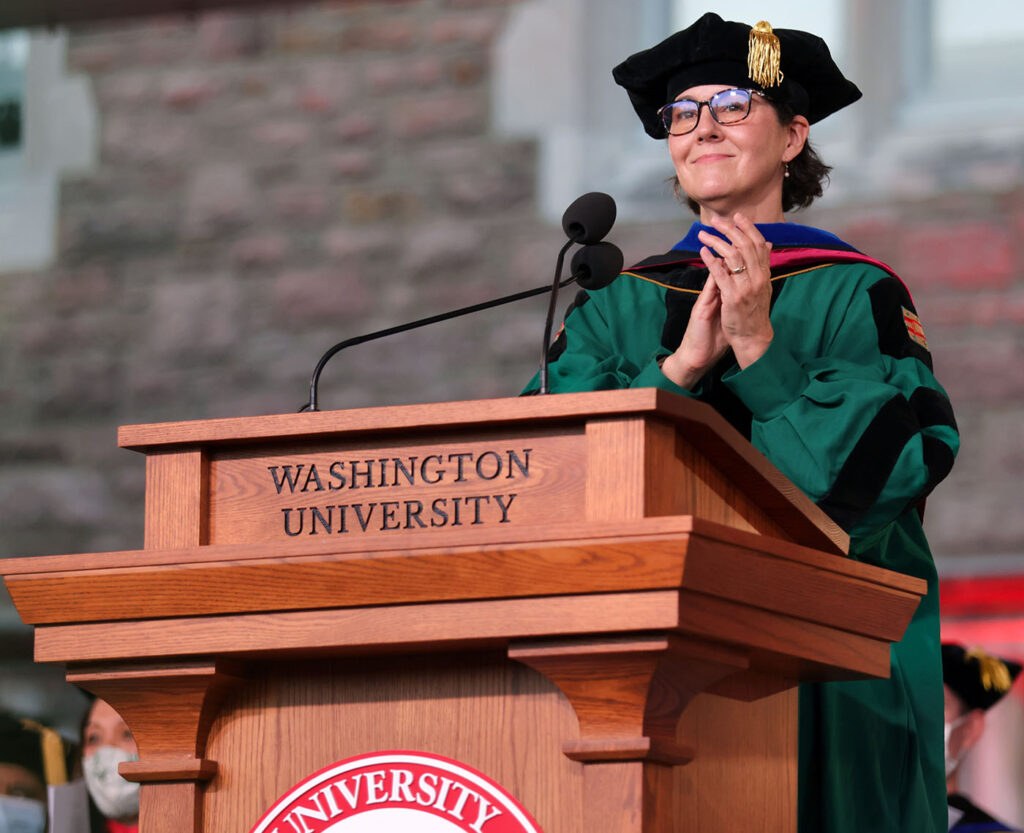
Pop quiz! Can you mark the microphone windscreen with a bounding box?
[561,192,617,244]
[571,242,623,290]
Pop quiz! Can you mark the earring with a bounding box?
[783,162,790,179]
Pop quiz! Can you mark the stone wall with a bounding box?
[1,0,551,565]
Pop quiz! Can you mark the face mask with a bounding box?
[83,745,140,821]
[944,714,969,777]
[0,795,47,833]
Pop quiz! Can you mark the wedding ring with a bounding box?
[729,264,747,275]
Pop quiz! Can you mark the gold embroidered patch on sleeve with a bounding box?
[902,307,929,350]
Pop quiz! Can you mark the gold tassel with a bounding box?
[748,21,784,88]
[20,718,68,785]
[966,647,1013,693]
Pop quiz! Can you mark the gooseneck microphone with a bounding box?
[570,241,623,291]
[538,192,618,394]
[562,191,616,245]
[301,236,623,412]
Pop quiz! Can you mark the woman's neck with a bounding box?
[696,181,787,225]
[699,204,786,225]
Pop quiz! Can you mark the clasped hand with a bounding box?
[660,213,774,390]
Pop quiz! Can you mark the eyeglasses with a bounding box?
[657,88,769,136]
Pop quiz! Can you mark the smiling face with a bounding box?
[668,84,809,224]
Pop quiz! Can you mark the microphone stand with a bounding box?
[538,238,575,395]
[303,269,581,412]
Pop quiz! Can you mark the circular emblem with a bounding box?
[249,751,544,833]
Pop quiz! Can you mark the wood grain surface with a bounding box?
[200,654,582,833]
[10,538,690,623]
[32,590,684,664]
[6,518,921,639]
[208,428,583,545]
[139,782,203,833]
[33,583,896,685]
[115,390,693,448]
[0,391,938,833]
[674,687,798,832]
[0,515,917,590]
[510,634,749,767]
[144,449,208,548]
[673,590,892,679]
[115,390,848,555]
[66,659,243,762]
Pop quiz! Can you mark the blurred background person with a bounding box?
[0,712,68,833]
[943,643,1023,832]
[78,699,138,833]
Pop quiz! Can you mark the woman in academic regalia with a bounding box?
[525,12,960,833]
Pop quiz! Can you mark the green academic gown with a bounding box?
[524,222,960,833]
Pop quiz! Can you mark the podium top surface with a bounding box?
[119,389,739,449]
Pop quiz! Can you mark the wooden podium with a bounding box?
[2,389,925,833]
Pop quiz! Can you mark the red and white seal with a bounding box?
[248,751,544,833]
